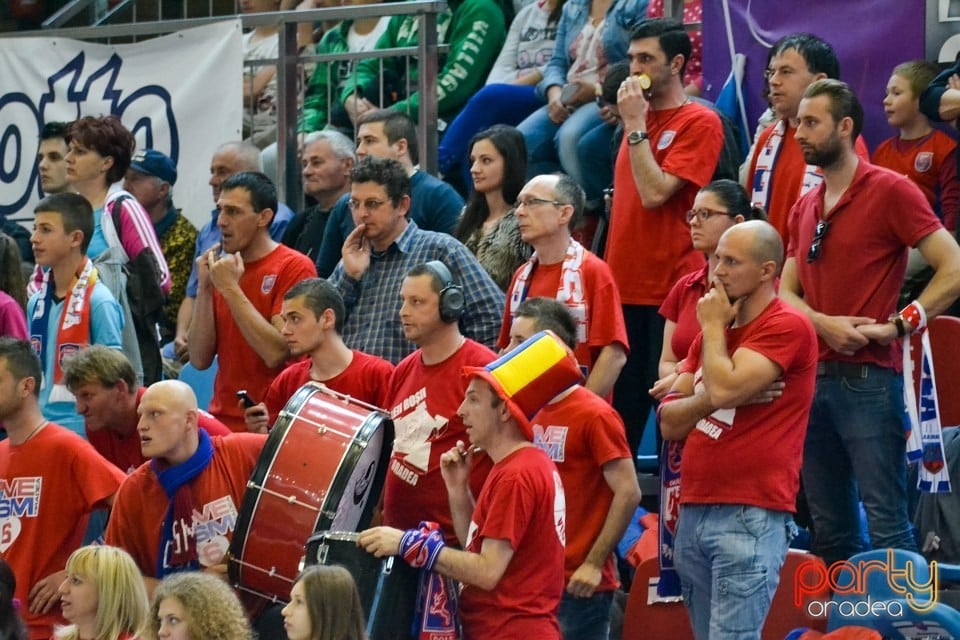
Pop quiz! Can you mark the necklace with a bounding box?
[19,420,47,444]
[650,98,690,135]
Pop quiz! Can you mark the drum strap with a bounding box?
[152,430,215,576]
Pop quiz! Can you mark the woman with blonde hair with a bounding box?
[54,545,149,640]
[281,565,366,640]
[149,572,252,640]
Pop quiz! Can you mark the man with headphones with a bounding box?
[331,156,505,364]
[382,261,497,545]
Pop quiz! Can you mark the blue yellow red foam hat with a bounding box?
[462,330,584,438]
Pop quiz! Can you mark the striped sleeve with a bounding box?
[116,196,172,295]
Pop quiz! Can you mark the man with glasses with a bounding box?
[499,173,628,399]
[781,79,960,567]
[746,33,868,249]
[330,156,504,364]
[607,18,723,465]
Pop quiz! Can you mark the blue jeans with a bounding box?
[801,366,918,567]
[517,101,610,200]
[674,504,795,640]
[437,83,544,179]
[557,590,613,640]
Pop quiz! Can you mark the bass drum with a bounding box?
[229,383,393,602]
[305,531,418,640]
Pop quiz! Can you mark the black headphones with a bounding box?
[424,260,465,324]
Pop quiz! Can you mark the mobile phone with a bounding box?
[236,390,257,409]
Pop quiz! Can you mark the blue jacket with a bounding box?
[537,0,648,99]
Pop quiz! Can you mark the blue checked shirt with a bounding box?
[330,221,506,364]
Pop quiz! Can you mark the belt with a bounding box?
[816,361,870,378]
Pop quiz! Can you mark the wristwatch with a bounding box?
[627,130,649,145]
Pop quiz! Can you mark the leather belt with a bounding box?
[816,361,870,378]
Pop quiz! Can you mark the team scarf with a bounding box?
[152,429,215,576]
[750,119,824,212]
[657,439,684,598]
[29,257,97,403]
[403,521,459,640]
[903,333,951,492]
[508,239,588,344]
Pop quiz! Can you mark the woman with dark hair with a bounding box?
[454,125,532,291]
[651,178,766,398]
[60,115,170,293]
[0,234,27,340]
[281,565,366,640]
[0,558,27,640]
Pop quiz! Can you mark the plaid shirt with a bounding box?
[330,221,506,364]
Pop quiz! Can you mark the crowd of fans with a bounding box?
[1,2,960,638]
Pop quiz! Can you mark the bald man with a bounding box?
[104,380,265,589]
[659,221,818,639]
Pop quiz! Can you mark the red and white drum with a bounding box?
[229,383,393,603]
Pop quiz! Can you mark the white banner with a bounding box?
[0,20,243,229]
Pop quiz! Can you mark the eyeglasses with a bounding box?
[348,198,389,212]
[807,219,830,263]
[685,208,731,224]
[515,197,566,209]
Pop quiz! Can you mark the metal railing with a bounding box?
[5,0,446,208]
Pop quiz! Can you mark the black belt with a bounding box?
[816,361,870,378]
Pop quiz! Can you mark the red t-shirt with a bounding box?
[678,299,817,512]
[87,387,233,474]
[658,262,709,363]
[211,245,317,431]
[872,130,959,231]
[383,340,495,543]
[497,250,629,372]
[264,350,395,420]
[104,434,266,576]
[748,123,870,249]
[606,101,721,306]
[787,161,944,368]
[0,424,125,640]
[460,446,565,640]
[530,385,631,591]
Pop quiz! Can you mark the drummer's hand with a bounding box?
[357,526,402,558]
[440,440,473,490]
[243,402,270,434]
[567,562,602,598]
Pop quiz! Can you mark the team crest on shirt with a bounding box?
[0,477,41,552]
[532,424,568,462]
[914,152,933,173]
[261,274,277,293]
[657,130,677,150]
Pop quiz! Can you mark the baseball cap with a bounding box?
[130,149,177,185]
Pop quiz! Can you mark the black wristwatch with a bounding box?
[627,130,649,145]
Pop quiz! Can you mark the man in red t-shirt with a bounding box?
[381,262,496,543]
[500,173,628,399]
[104,379,265,591]
[780,80,960,567]
[189,171,317,431]
[609,18,723,464]
[660,221,818,640]
[64,345,231,473]
[505,297,641,640]
[0,339,126,640]
[242,278,394,433]
[360,331,580,640]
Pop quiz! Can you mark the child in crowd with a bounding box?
[149,572,253,640]
[873,60,959,303]
[0,559,27,640]
[281,566,366,640]
[53,546,149,640]
[0,233,27,340]
[27,193,123,435]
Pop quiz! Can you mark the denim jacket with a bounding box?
[536,0,648,99]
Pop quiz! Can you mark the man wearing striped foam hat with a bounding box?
[360,330,580,639]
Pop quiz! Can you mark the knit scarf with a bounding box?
[903,333,951,493]
[152,430,215,576]
[508,239,587,343]
[29,257,97,403]
[750,119,824,212]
